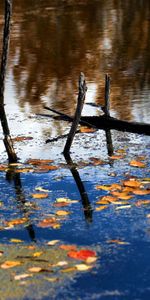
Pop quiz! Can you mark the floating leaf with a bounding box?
[55,210,70,216]
[28,267,43,273]
[35,187,50,193]
[97,196,118,203]
[135,200,150,207]
[55,261,68,267]
[34,165,58,171]
[33,252,43,257]
[56,198,78,204]
[80,127,96,133]
[95,185,111,191]
[90,158,105,165]
[12,136,33,142]
[38,218,61,229]
[130,160,146,168]
[115,205,131,210]
[47,240,60,246]
[75,264,92,271]
[132,189,150,195]
[14,273,32,280]
[61,267,76,273]
[109,155,124,160]
[53,202,69,208]
[1,260,21,269]
[31,193,49,199]
[27,159,54,165]
[59,244,77,251]
[123,179,142,188]
[6,218,28,227]
[111,191,133,200]
[95,205,108,211]
[107,239,130,245]
[68,249,96,260]
[86,256,97,264]
[10,239,23,243]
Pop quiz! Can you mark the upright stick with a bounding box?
[0,0,17,162]
[63,73,87,154]
[104,74,110,117]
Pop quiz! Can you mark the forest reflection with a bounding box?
[0,0,150,122]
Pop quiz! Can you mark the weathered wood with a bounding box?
[63,73,87,154]
[0,0,17,162]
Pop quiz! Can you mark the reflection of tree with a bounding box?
[0,0,149,121]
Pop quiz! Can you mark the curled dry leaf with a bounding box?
[68,249,97,261]
[130,160,146,168]
[1,260,21,269]
[55,261,68,267]
[75,264,92,271]
[31,193,49,199]
[12,136,33,142]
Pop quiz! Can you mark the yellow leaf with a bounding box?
[75,264,92,271]
[31,193,49,199]
[111,192,133,200]
[55,210,70,216]
[132,189,150,195]
[61,267,76,273]
[6,218,28,227]
[130,160,146,168]
[95,185,111,191]
[28,267,43,273]
[10,239,23,243]
[86,256,97,264]
[33,252,43,257]
[1,261,21,269]
[110,155,124,160]
[55,261,68,267]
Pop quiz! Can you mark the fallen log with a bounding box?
[44,107,150,136]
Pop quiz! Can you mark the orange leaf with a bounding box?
[90,158,105,166]
[6,218,28,227]
[55,210,70,216]
[130,160,146,168]
[12,136,33,142]
[68,249,96,260]
[98,195,118,203]
[1,261,21,269]
[27,159,54,165]
[109,155,124,160]
[111,191,133,200]
[132,189,150,195]
[80,127,96,133]
[135,200,150,207]
[38,218,60,228]
[123,179,142,188]
[95,205,108,211]
[59,244,77,251]
[31,193,49,199]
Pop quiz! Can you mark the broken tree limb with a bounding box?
[63,73,87,154]
[0,0,17,162]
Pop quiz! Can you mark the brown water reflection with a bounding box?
[0,0,150,122]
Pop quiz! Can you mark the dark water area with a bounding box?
[0,1,150,299]
[0,0,150,122]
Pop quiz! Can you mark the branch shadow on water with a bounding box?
[64,152,93,224]
[6,169,36,242]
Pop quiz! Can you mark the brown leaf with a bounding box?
[111,191,133,200]
[12,136,33,142]
[109,155,124,160]
[80,127,96,133]
[6,218,28,227]
[27,159,54,165]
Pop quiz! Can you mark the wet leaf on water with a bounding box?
[80,126,96,133]
[38,218,61,229]
[130,160,146,168]
[1,260,22,269]
[90,157,105,166]
[28,267,43,273]
[55,210,70,216]
[107,239,130,245]
[115,205,132,210]
[47,240,60,246]
[12,136,33,142]
[95,205,108,211]
[109,155,124,160]
[33,252,43,257]
[132,189,150,195]
[44,277,59,282]
[97,195,118,203]
[5,218,28,227]
[35,187,50,193]
[96,199,110,205]
[59,244,77,251]
[31,193,49,199]
[68,249,97,260]
[95,184,122,191]
[95,185,112,191]
[15,168,33,173]
[86,256,98,264]
[61,267,76,273]
[10,239,23,243]
[27,159,54,165]
[123,179,142,188]
[56,198,78,204]
[75,264,93,271]
[14,273,32,280]
[53,202,70,208]
[135,200,150,207]
[34,165,58,171]
[111,191,133,200]
[55,261,68,267]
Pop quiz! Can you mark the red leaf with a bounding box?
[68,249,96,260]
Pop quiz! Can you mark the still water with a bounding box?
[0,1,150,299]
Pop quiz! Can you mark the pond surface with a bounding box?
[0,1,150,299]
